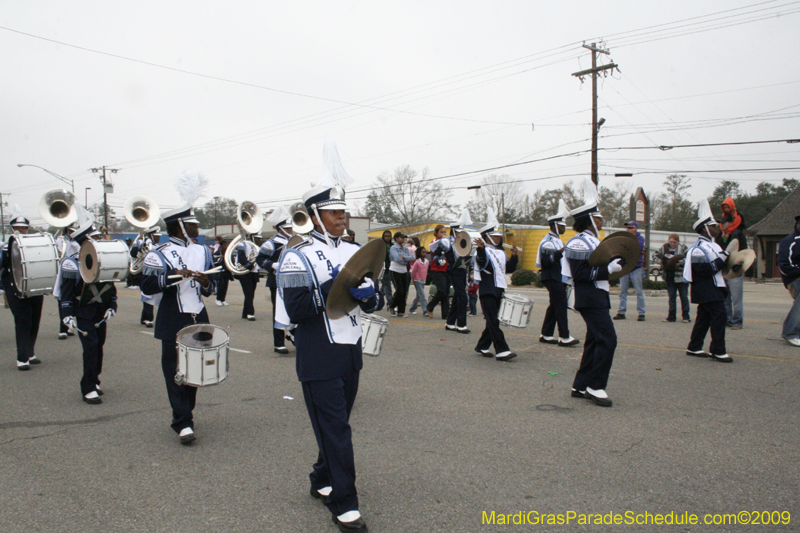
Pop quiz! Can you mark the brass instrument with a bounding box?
[327,239,386,319]
[39,189,78,258]
[124,196,161,275]
[588,231,640,281]
[224,201,263,276]
[289,201,314,235]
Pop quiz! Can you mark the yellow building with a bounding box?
[367,222,605,272]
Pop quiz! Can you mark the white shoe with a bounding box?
[179,427,196,444]
[411,310,417,314]
[17,360,30,371]
[216,300,224,306]
[222,301,229,306]
[58,333,67,340]
[246,315,256,321]
[83,391,102,404]
[786,337,800,347]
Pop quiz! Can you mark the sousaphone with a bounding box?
[124,195,161,274]
[588,231,640,281]
[327,239,386,319]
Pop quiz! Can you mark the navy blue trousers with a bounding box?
[161,341,197,433]
[688,300,726,356]
[573,307,617,391]
[237,272,259,317]
[215,273,229,302]
[447,269,469,328]
[6,290,43,362]
[541,279,570,338]
[302,369,360,517]
[476,293,510,354]
[426,271,450,318]
[77,306,106,396]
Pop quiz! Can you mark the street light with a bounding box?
[17,164,75,193]
[213,196,220,237]
[85,187,91,206]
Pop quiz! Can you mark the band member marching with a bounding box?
[684,199,733,363]
[140,171,216,445]
[130,226,160,327]
[275,142,377,533]
[562,178,620,407]
[445,209,473,334]
[235,232,260,321]
[425,224,451,319]
[473,208,519,360]
[55,226,79,340]
[57,204,117,404]
[1,206,44,370]
[256,205,296,354]
[537,200,579,347]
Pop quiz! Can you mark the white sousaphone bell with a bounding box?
[224,201,263,276]
[124,196,161,275]
[39,189,79,230]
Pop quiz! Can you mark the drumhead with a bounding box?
[503,293,532,304]
[177,324,229,349]
[10,238,23,290]
[361,313,389,325]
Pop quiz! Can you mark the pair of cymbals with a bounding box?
[664,253,685,271]
[588,231,641,281]
[327,239,386,319]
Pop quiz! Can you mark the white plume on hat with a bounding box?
[175,170,209,206]
[319,140,355,190]
[693,198,717,231]
[268,205,291,226]
[570,177,601,219]
[548,199,571,223]
[453,208,473,228]
[482,207,502,235]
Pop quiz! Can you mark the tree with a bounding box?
[363,166,458,225]
[195,197,238,229]
[599,181,633,228]
[708,180,744,218]
[465,174,527,224]
[519,181,582,225]
[652,175,696,232]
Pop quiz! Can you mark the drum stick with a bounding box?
[166,266,223,287]
[94,318,107,329]
[74,326,88,337]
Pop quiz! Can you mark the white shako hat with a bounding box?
[71,202,99,244]
[547,199,571,224]
[480,207,503,237]
[267,205,291,228]
[693,198,718,231]
[451,208,473,230]
[162,170,208,225]
[302,140,354,212]
[9,204,30,228]
[570,177,602,220]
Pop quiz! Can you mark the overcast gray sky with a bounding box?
[2,0,799,226]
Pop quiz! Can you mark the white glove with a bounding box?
[438,258,447,266]
[270,263,277,272]
[608,258,624,274]
[63,316,77,330]
[104,309,116,321]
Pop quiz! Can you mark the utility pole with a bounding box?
[0,192,9,241]
[90,166,119,231]
[572,43,618,186]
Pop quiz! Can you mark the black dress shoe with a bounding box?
[496,352,517,361]
[475,347,493,357]
[571,389,585,398]
[613,313,625,320]
[457,328,470,334]
[539,336,558,344]
[686,350,711,358]
[28,356,41,365]
[558,338,580,347]
[274,346,289,355]
[67,331,75,336]
[332,516,368,532]
[710,353,733,363]
[309,488,326,501]
[585,389,612,407]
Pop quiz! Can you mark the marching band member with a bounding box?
[213,236,231,306]
[235,231,260,321]
[537,200,579,347]
[388,230,414,317]
[256,205,296,354]
[131,226,160,327]
[425,224,451,319]
[275,142,377,533]
[562,178,619,407]
[55,226,79,340]
[1,206,44,370]
[473,208,518,360]
[683,199,733,363]
[140,171,216,445]
[445,209,473,334]
[57,204,116,404]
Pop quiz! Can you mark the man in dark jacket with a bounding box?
[778,214,800,346]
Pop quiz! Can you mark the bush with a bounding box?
[511,269,540,287]
[643,279,667,290]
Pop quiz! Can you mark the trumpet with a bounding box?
[124,196,161,275]
[224,201,263,276]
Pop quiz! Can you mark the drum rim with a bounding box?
[502,293,533,303]
[176,323,230,349]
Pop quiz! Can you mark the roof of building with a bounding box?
[748,186,800,237]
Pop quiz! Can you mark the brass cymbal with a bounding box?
[665,253,685,271]
[723,249,755,280]
[287,235,306,248]
[588,231,641,281]
[327,239,386,320]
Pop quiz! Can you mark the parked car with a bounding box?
[648,252,662,280]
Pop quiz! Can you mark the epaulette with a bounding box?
[60,257,81,279]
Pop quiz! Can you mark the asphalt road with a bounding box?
[1,280,798,532]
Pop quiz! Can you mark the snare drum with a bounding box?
[9,233,59,298]
[498,293,533,328]
[79,239,131,283]
[175,324,230,387]
[360,313,389,357]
